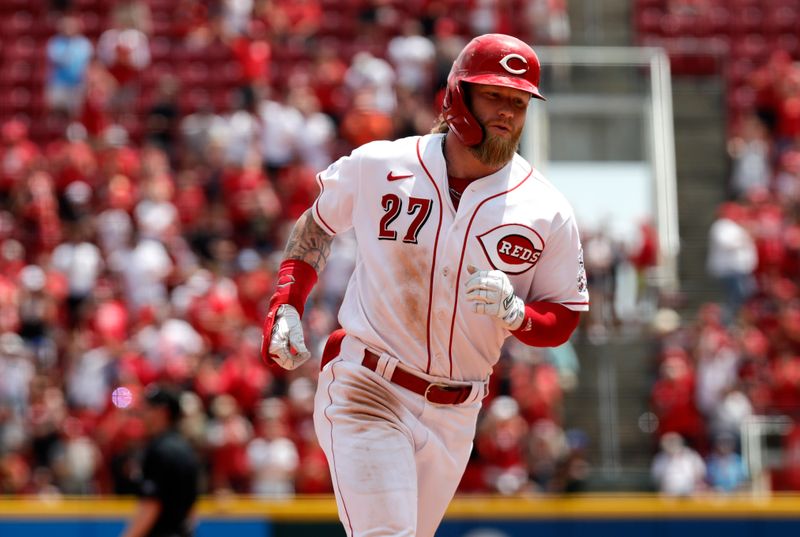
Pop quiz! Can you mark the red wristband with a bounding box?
[268,259,318,317]
[511,302,580,347]
[261,259,318,363]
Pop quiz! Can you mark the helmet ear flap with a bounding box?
[443,81,484,147]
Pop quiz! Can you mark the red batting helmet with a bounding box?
[442,34,545,146]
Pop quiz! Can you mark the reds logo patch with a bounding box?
[477,224,544,275]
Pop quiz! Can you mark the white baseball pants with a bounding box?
[313,351,482,537]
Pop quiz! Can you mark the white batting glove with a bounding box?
[266,305,311,370]
[464,265,525,331]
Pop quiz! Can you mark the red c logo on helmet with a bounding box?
[499,54,528,75]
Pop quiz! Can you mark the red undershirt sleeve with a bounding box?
[511,302,581,347]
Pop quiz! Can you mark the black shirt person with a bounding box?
[122,385,201,537]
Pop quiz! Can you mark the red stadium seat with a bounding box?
[150,37,172,62]
[726,58,756,88]
[764,7,799,35]
[636,8,664,35]
[731,33,769,63]
[770,33,800,57]
[729,6,763,36]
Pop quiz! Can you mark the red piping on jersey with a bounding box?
[313,172,336,235]
[324,362,354,536]
[562,301,591,306]
[447,165,534,377]
[416,136,445,374]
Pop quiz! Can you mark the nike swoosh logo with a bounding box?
[387,171,414,181]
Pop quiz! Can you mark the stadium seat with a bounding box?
[150,37,172,62]
[731,34,769,63]
[636,8,664,35]
[729,6,763,36]
[764,7,799,35]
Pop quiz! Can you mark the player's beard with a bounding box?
[469,123,522,168]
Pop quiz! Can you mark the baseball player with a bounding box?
[261,34,589,536]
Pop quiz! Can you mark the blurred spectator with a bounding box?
[628,219,660,319]
[549,429,591,494]
[217,328,272,416]
[145,75,181,160]
[343,52,396,115]
[226,21,271,104]
[206,394,252,493]
[651,347,706,450]
[16,264,60,365]
[97,15,151,117]
[526,419,568,492]
[246,397,299,496]
[706,433,748,493]
[695,328,740,420]
[775,422,800,490]
[50,417,101,494]
[175,0,214,49]
[526,0,570,45]
[308,47,348,119]
[582,227,621,343]
[0,120,40,195]
[651,432,707,496]
[0,333,34,417]
[180,101,227,160]
[774,149,800,210]
[286,86,335,172]
[469,0,514,37]
[45,16,93,118]
[339,88,394,149]
[17,171,62,255]
[258,89,303,176]
[134,308,205,383]
[474,396,530,495]
[111,0,153,36]
[392,87,438,140]
[750,50,793,136]
[727,113,771,199]
[706,202,757,322]
[51,220,103,326]
[79,60,118,140]
[710,387,753,441]
[221,106,261,168]
[221,0,255,39]
[387,20,436,94]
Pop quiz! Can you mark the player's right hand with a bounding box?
[263,304,311,370]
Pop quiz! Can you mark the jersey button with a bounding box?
[442,267,450,277]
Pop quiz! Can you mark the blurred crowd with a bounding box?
[648,48,800,495]
[0,0,583,497]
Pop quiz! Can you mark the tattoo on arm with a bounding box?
[284,209,334,272]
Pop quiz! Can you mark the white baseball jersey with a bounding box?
[312,133,589,382]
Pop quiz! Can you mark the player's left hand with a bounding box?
[464,265,525,330]
[262,304,311,370]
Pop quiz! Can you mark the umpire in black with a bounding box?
[121,384,201,537]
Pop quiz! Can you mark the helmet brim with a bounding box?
[461,74,546,101]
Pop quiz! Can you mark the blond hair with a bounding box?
[430,114,449,134]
